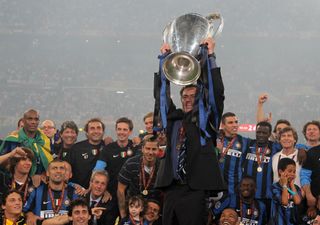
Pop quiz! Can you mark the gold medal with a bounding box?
[142,189,148,195]
[127,148,133,156]
[257,166,263,172]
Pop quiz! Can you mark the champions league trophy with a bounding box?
[162,12,224,85]
[154,12,224,145]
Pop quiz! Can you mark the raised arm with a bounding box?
[256,93,272,123]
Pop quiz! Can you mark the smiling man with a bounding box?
[1,190,26,225]
[272,127,301,187]
[82,170,115,225]
[117,135,160,218]
[66,118,106,189]
[53,121,79,160]
[217,112,250,195]
[0,147,35,204]
[0,109,53,176]
[144,199,161,225]
[24,159,78,224]
[213,176,267,225]
[93,117,139,224]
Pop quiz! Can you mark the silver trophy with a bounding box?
[162,13,223,85]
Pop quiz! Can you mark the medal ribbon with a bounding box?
[219,136,237,161]
[11,178,30,203]
[239,199,256,223]
[129,215,143,225]
[255,146,269,168]
[48,184,65,214]
[139,159,155,194]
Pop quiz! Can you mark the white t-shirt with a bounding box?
[272,148,301,187]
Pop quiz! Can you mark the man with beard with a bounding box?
[23,159,78,224]
[212,176,267,225]
[0,109,53,176]
[117,135,160,218]
[66,118,105,189]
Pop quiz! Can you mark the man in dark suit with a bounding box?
[154,37,226,225]
[85,170,116,225]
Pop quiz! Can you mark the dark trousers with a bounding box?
[162,183,207,225]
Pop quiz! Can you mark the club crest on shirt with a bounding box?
[215,201,221,209]
[64,199,70,206]
[235,142,241,149]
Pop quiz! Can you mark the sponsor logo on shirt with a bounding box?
[240,218,259,225]
[246,153,270,163]
[40,210,68,219]
[223,148,242,158]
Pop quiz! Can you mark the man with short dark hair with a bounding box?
[154,37,225,225]
[93,117,139,224]
[139,112,154,140]
[0,109,53,176]
[242,121,279,221]
[42,198,91,225]
[117,135,160,218]
[144,199,162,225]
[212,176,267,225]
[66,118,105,189]
[94,117,139,198]
[0,190,26,225]
[219,208,239,225]
[24,159,78,222]
[217,112,249,195]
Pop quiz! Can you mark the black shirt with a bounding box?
[302,145,320,197]
[66,140,104,188]
[118,155,160,199]
[98,140,139,195]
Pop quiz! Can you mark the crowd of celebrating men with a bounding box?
[0,38,320,225]
[0,97,320,225]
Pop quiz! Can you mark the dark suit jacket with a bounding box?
[85,192,116,225]
[155,67,226,191]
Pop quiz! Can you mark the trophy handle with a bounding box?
[206,13,224,38]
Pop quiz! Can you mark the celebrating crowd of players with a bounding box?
[0,39,320,225]
[0,94,319,225]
